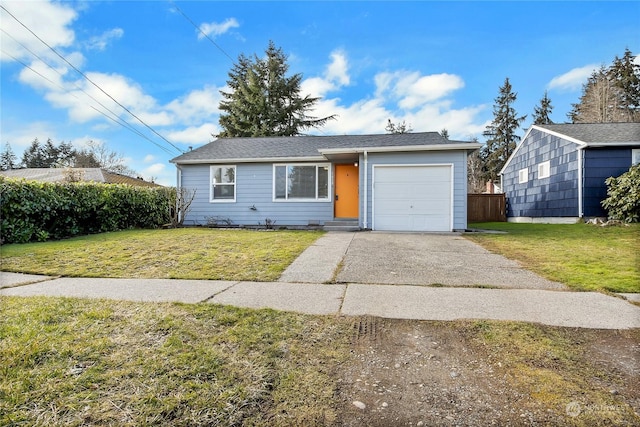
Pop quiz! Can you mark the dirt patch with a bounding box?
[335,318,640,426]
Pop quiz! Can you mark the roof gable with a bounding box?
[171,132,480,164]
[500,123,640,175]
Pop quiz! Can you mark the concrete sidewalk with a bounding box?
[1,232,639,330]
[2,272,639,329]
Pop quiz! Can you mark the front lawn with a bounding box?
[0,297,351,426]
[2,297,638,426]
[465,222,640,293]
[0,228,323,281]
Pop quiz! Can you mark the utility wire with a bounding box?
[1,4,184,155]
[2,31,175,154]
[1,32,177,156]
[170,1,235,62]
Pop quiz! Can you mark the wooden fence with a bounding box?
[467,194,506,222]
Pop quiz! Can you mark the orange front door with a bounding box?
[334,164,359,218]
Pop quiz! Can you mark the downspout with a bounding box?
[577,147,584,218]
[363,150,369,229]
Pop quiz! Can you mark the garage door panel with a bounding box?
[374,165,452,232]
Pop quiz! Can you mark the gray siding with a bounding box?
[362,151,469,230]
[180,163,333,227]
[502,129,579,217]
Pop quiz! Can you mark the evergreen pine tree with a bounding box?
[482,78,526,181]
[0,142,18,170]
[532,91,554,125]
[569,49,640,123]
[218,41,335,137]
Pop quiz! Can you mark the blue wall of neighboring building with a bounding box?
[502,129,579,217]
[583,148,633,217]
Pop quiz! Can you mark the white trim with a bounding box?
[578,147,584,218]
[371,163,454,232]
[319,143,481,156]
[499,124,640,177]
[363,151,369,229]
[585,142,640,147]
[272,163,332,202]
[210,165,236,203]
[537,161,550,179]
[175,156,325,165]
[508,217,580,224]
[632,148,640,166]
[518,168,529,184]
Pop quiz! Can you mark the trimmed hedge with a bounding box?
[0,177,174,244]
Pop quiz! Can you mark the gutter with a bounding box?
[173,156,326,165]
[363,150,368,229]
[319,142,482,156]
[577,147,584,218]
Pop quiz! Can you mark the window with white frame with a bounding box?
[633,149,640,166]
[274,164,330,201]
[538,161,551,179]
[210,165,236,202]
[518,168,529,184]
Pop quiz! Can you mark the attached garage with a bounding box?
[373,165,452,232]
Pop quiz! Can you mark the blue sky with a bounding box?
[1,1,638,185]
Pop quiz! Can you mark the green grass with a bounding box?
[465,222,640,293]
[0,228,323,281]
[2,297,638,426]
[0,296,351,426]
[461,320,640,426]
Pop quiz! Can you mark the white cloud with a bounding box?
[166,85,223,125]
[167,123,218,145]
[43,72,167,125]
[0,0,77,64]
[376,71,465,110]
[547,64,599,92]
[85,28,124,51]
[143,154,156,163]
[198,18,239,39]
[326,50,350,86]
[303,54,484,139]
[301,50,350,97]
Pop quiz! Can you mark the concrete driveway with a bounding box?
[334,232,566,290]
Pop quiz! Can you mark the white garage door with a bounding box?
[373,165,452,232]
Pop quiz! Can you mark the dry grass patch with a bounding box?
[0,296,351,426]
[0,228,323,281]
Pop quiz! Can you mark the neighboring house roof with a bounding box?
[500,123,640,175]
[171,132,481,164]
[536,123,640,146]
[0,168,162,187]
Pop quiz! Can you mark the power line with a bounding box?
[170,1,235,62]
[1,31,177,156]
[0,4,184,155]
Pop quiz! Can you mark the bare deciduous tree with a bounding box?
[170,187,196,227]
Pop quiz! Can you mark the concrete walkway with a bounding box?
[1,232,639,330]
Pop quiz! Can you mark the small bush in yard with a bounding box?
[0,177,173,244]
[602,164,640,223]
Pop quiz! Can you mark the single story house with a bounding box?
[171,132,481,232]
[499,123,640,222]
[0,168,162,187]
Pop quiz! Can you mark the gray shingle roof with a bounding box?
[171,132,476,163]
[536,123,640,144]
[0,168,162,187]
